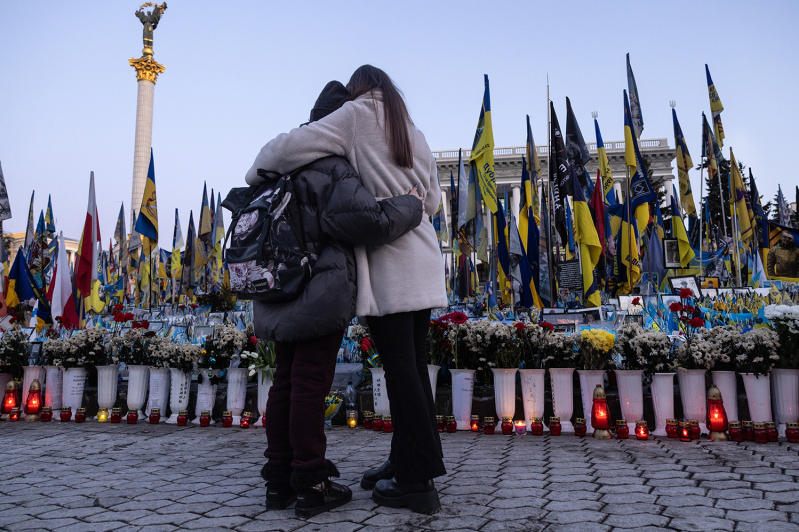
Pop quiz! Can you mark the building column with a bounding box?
[128,56,165,228]
[512,185,521,221]
[613,181,623,204]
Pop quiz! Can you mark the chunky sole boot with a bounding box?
[295,481,352,518]
[372,478,441,515]
[360,459,395,490]
[266,483,297,510]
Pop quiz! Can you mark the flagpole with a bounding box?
[546,76,557,303]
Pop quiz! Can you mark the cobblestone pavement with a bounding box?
[3,423,799,532]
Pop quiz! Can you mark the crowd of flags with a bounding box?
[437,56,799,316]
[0,148,230,331]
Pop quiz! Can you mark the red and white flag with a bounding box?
[47,232,79,328]
[75,171,101,298]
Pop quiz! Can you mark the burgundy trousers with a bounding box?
[263,331,342,471]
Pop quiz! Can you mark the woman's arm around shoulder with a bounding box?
[245,104,357,185]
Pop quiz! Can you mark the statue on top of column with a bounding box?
[135,2,167,56]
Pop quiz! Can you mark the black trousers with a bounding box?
[367,309,446,483]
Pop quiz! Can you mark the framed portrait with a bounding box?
[701,288,719,299]
[702,277,720,288]
[553,323,576,334]
[624,314,645,326]
[668,275,701,298]
[733,287,753,296]
[553,314,584,325]
[192,325,214,341]
[663,238,681,268]
[169,326,188,342]
[543,308,565,314]
[661,294,680,310]
[148,321,165,332]
[28,341,43,363]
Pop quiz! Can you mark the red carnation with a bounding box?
[178,304,186,310]
[361,338,372,352]
[514,322,526,332]
[540,322,554,331]
[124,312,135,321]
[145,331,156,338]
[132,321,141,329]
[669,302,682,313]
[190,304,199,309]
[679,288,694,299]
[9,317,16,324]
[451,312,468,324]
[632,297,640,306]
[140,320,150,329]
[687,317,705,328]
[114,304,124,311]
[250,336,258,344]
[683,306,695,314]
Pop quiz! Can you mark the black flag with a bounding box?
[565,97,593,198]
[549,102,571,243]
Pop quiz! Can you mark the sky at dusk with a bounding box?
[1,1,796,249]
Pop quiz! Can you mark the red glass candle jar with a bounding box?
[470,415,480,432]
[149,408,161,424]
[706,385,729,438]
[40,407,52,422]
[766,422,778,442]
[382,415,393,433]
[60,407,72,422]
[666,419,679,438]
[501,417,513,435]
[75,408,86,423]
[591,385,611,431]
[110,407,122,424]
[2,381,17,414]
[222,411,233,427]
[435,415,444,432]
[483,416,496,435]
[240,411,252,428]
[9,407,20,421]
[372,414,383,431]
[199,410,211,427]
[549,417,562,436]
[530,417,543,436]
[363,411,374,430]
[24,379,42,419]
[635,421,649,440]
[754,422,768,444]
[743,421,755,441]
[616,420,629,439]
[689,420,701,440]
[574,418,587,437]
[446,416,457,433]
[679,421,692,442]
[177,410,188,426]
[786,423,799,443]
[127,411,139,424]
[729,421,743,442]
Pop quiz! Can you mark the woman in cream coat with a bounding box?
[247,65,446,515]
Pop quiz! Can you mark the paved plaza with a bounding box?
[2,423,799,532]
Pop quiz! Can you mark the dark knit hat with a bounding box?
[309,81,350,123]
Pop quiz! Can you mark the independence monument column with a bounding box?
[129,2,167,227]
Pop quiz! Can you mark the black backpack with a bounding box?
[222,170,315,302]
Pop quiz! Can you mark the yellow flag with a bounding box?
[623,91,637,175]
[729,149,753,246]
[469,75,498,213]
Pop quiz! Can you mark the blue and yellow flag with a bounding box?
[171,209,184,280]
[594,118,615,206]
[519,156,541,288]
[623,90,637,176]
[24,191,35,251]
[729,148,754,246]
[433,167,448,244]
[670,194,695,268]
[706,64,725,147]
[570,156,602,308]
[493,196,511,303]
[612,201,641,296]
[45,195,55,237]
[624,90,657,239]
[525,115,541,217]
[6,249,50,318]
[469,75,498,213]
[672,109,697,218]
[135,149,158,249]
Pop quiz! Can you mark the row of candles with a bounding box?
[1,379,262,428]
[353,384,799,443]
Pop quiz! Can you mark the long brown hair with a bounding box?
[346,65,414,168]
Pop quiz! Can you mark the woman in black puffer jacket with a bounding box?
[252,81,423,518]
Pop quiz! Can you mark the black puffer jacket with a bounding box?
[253,155,423,343]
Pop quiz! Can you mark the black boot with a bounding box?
[372,478,440,515]
[261,462,297,510]
[360,459,395,490]
[291,460,352,518]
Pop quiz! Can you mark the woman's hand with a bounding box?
[408,185,423,202]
